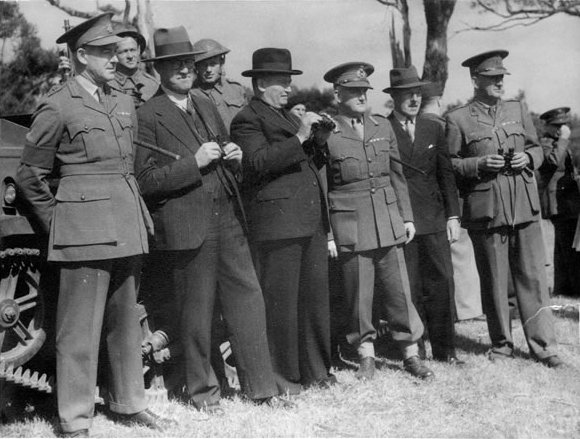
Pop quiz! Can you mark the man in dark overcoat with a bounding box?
[535,107,580,297]
[135,28,292,414]
[15,13,168,436]
[385,67,462,364]
[230,48,336,394]
[445,50,563,367]
[323,62,433,380]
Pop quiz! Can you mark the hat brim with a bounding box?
[195,50,230,64]
[86,34,123,46]
[143,50,205,62]
[338,81,373,89]
[241,68,303,77]
[117,31,147,53]
[382,80,429,93]
[477,69,511,76]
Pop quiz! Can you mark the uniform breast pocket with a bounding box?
[224,94,245,109]
[465,130,493,156]
[53,188,117,247]
[68,121,109,161]
[331,154,362,182]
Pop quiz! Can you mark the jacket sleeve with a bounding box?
[435,123,460,218]
[230,109,308,177]
[445,113,480,180]
[387,123,414,223]
[135,106,202,202]
[15,100,62,234]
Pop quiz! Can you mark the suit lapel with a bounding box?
[155,95,200,154]
[389,114,413,162]
[251,98,297,135]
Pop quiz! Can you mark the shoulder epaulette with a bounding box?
[446,102,469,115]
[46,82,66,97]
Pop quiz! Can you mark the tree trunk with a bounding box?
[422,0,456,92]
[388,0,411,68]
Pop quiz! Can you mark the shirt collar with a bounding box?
[162,85,189,111]
[75,75,99,98]
[393,110,414,126]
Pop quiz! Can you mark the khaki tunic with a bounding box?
[109,69,159,108]
[191,76,247,131]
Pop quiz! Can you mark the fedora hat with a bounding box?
[383,66,429,93]
[143,26,204,62]
[241,48,302,77]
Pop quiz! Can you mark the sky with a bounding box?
[14,0,580,115]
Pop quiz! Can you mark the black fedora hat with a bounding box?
[143,26,204,62]
[383,66,429,93]
[241,48,302,77]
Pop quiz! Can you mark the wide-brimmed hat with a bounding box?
[461,50,510,76]
[193,39,230,63]
[56,12,122,49]
[143,26,204,62]
[323,62,374,89]
[382,66,429,93]
[112,22,147,54]
[540,107,570,126]
[241,48,302,77]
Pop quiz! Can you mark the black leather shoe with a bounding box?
[113,409,173,431]
[355,357,375,381]
[403,356,435,380]
[256,395,296,409]
[540,355,565,369]
[60,429,89,438]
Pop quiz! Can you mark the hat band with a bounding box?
[253,61,293,71]
[155,41,194,58]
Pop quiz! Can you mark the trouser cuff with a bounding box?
[357,341,375,359]
[399,341,419,359]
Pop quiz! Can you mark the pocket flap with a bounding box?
[466,130,492,144]
[328,195,356,211]
[68,121,106,138]
[256,187,291,201]
[116,116,133,129]
[55,186,111,203]
[224,95,245,107]
[502,122,524,137]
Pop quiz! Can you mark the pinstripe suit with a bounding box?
[135,90,278,408]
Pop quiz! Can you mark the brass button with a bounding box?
[368,158,372,163]
[80,194,85,200]
[370,188,376,194]
[312,181,317,186]
[369,172,374,177]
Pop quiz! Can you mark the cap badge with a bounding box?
[357,66,367,79]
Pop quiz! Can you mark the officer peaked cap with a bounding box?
[461,50,510,76]
[540,107,570,126]
[324,62,374,89]
[56,13,122,49]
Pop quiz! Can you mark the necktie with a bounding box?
[352,117,364,140]
[405,118,415,142]
[489,105,497,121]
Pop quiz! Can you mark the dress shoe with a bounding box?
[200,401,225,416]
[488,350,514,362]
[355,356,375,381]
[112,408,173,431]
[540,355,565,369]
[60,429,89,438]
[403,356,434,379]
[434,355,466,366]
[255,395,296,409]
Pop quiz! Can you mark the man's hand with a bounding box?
[222,142,243,166]
[477,154,505,173]
[559,125,571,140]
[195,142,223,169]
[328,240,338,259]
[509,152,530,171]
[58,55,71,72]
[404,222,415,244]
[446,218,461,243]
[296,112,322,143]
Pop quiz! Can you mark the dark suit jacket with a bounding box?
[135,88,243,250]
[389,113,459,235]
[230,98,328,242]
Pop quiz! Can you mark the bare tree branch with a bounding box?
[44,0,94,18]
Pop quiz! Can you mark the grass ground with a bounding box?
[1,296,579,438]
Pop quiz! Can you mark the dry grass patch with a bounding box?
[1,296,579,438]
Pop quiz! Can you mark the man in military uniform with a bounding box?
[231,48,336,394]
[446,50,563,367]
[385,67,462,364]
[15,13,170,437]
[323,62,433,380]
[191,38,247,131]
[109,22,159,108]
[536,107,580,297]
